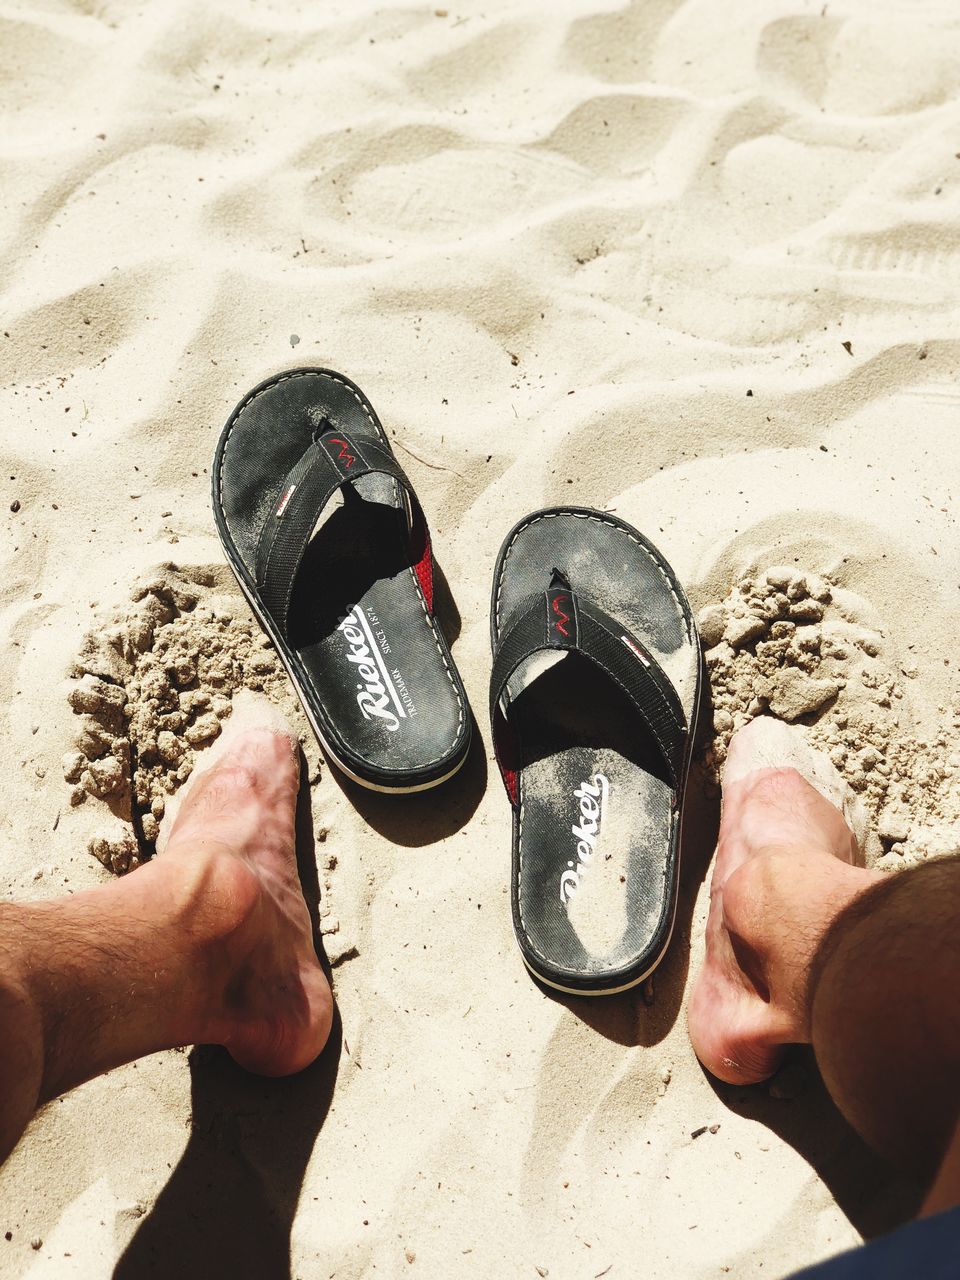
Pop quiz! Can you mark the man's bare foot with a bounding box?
[157,692,333,1076]
[688,717,882,1085]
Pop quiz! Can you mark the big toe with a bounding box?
[722,716,866,863]
[219,689,300,756]
[725,716,843,802]
[158,692,299,853]
[199,690,299,781]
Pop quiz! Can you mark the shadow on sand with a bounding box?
[114,758,340,1280]
[708,1052,925,1239]
[332,712,487,846]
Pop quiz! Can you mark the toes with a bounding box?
[187,763,265,818]
[193,726,299,803]
[220,689,299,757]
[219,725,300,781]
[160,727,299,855]
[157,690,299,855]
[722,716,866,859]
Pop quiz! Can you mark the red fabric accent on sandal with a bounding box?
[501,767,518,806]
[414,534,434,611]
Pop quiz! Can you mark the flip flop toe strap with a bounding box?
[490,580,688,801]
[254,423,419,637]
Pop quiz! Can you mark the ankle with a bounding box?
[720,846,874,1042]
[149,850,265,1040]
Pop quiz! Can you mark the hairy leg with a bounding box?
[688,717,960,1203]
[0,962,43,1165]
[810,860,960,1188]
[0,695,332,1164]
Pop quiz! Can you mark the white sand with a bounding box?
[1,0,957,1275]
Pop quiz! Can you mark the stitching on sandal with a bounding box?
[405,561,465,746]
[587,609,684,733]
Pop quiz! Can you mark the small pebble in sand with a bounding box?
[89,828,140,875]
[712,710,733,734]
[696,605,726,649]
[788,599,824,624]
[724,615,766,650]
[324,935,359,967]
[68,675,127,723]
[157,731,183,765]
[761,669,840,722]
[185,713,221,746]
[85,754,127,797]
[62,752,85,784]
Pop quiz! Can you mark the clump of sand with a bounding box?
[700,566,960,870]
[61,563,356,967]
[63,564,299,873]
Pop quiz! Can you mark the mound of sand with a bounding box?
[61,563,357,965]
[700,566,960,869]
[62,565,298,872]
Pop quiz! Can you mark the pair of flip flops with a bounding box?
[213,369,701,995]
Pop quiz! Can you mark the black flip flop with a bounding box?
[212,368,471,793]
[489,507,701,995]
